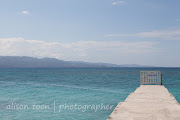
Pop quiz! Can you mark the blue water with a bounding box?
[0,68,179,120]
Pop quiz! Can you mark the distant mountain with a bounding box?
[0,56,154,68]
[118,64,154,67]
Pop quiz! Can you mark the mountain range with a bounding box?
[0,56,153,68]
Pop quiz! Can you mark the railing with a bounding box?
[140,71,162,85]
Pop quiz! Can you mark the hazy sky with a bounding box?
[0,0,180,67]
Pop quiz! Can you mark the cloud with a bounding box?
[176,19,180,21]
[0,38,158,63]
[105,29,180,40]
[112,1,125,5]
[21,11,30,15]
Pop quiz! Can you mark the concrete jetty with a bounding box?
[108,71,180,120]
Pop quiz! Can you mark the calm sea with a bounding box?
[0,68,179,120]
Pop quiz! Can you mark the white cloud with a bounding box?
[0,38,158,63]
[176,19,180,21]
[112,1,125,5]
[21,11,30,15]
[105,29,180,40]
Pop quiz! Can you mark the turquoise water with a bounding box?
[0,68,179,120]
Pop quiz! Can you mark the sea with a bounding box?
[0,68,179,120]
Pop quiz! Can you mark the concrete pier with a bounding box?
[108,85,180,120]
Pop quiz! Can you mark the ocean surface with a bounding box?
[0,68,179,120]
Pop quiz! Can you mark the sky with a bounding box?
[0,0,180,67]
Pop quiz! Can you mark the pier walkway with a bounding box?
[108,71,180,120]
